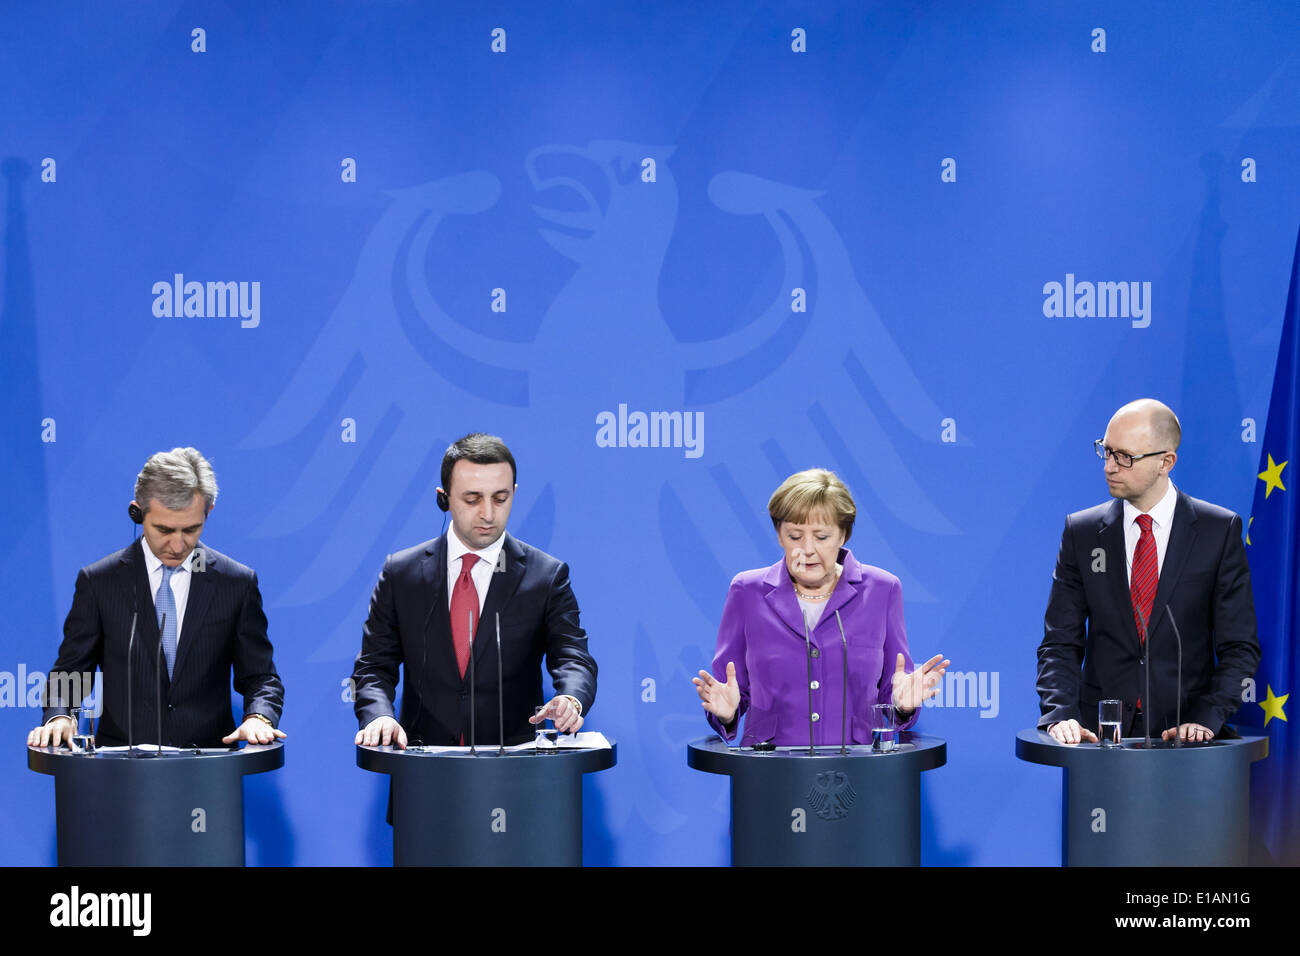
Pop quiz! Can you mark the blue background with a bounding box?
[2,1,1297,865]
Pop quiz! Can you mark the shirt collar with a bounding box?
[1122,481,1177,529]
[140,537,196,575]
[446,523,507,571]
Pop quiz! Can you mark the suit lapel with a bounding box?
[170,544,215,686]
[816,549,860,638]
[762,561,814,641]
[1147,492,1196,638]
[422,537,458,679]
[124,540,161,643]
[1097,500,1140,649]
[476,535,526,666]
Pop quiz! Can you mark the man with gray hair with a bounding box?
[1036,399,1260,746]
[27,447,285,749]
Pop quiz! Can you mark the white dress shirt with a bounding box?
[445,524,507,614]
[141,537,197,642]
[1122,481,1177,580]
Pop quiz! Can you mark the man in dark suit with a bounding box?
[1037,400,1260,745]
[353,433,596,748]
[27,448,285,749]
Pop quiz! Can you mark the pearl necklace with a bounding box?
[793,569,840,601]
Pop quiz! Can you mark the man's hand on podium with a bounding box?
[530,695,584,734]
[1162,722,1214,743]
[1048,719,1098,745]
[356,715,407,749]
[223,716,287,746]
[26,715,74,748]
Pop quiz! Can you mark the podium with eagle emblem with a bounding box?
[688,734,946,865]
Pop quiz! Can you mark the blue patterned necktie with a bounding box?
[156,565,179,678]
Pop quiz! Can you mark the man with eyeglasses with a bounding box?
[1036,399,1260,745]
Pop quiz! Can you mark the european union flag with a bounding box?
[1244,225,1300,865]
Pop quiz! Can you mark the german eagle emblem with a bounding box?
[807,771,856,821]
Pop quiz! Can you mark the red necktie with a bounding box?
[450,553,480,678]
[1130,514,1157,642]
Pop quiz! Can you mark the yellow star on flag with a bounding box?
[1246,515,1252,546]
[1260,684,1289,725]
[1258,454,1288,499]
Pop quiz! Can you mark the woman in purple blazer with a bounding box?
[694,469,948,746]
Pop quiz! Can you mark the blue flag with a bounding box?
[1243,225,1300,864]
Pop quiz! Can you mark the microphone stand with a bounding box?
[802,616,816,756]
[1138,612,1151,750]
[1166,604,1184,748]
[468,609,477,755]
[156,612,166,756]
[835,610,848,755]
[126,611,138,758]
[407,601,439,749]
[495,613,505,756]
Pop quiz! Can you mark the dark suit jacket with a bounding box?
[1037,490,1260,736]
[42,539,284,747]
[352,532,597,746]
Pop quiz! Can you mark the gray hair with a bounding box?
[134,447,219,513]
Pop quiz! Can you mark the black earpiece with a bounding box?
[436,489,449,512]
[128,503,144,524]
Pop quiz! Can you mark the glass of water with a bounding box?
[1099,699,1123,748]
[533,705,558,753]
[871,703,897,753]
[70,706,96,754]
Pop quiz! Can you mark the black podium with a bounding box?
[687,734,946,866]
[28,743,284,866]
[357,741,616,866]
[1015,729,1268,866]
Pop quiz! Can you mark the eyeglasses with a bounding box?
[1094,439,1167,469]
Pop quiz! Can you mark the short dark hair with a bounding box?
[441,433,517,492]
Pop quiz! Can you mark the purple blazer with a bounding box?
[708,548,917,746]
